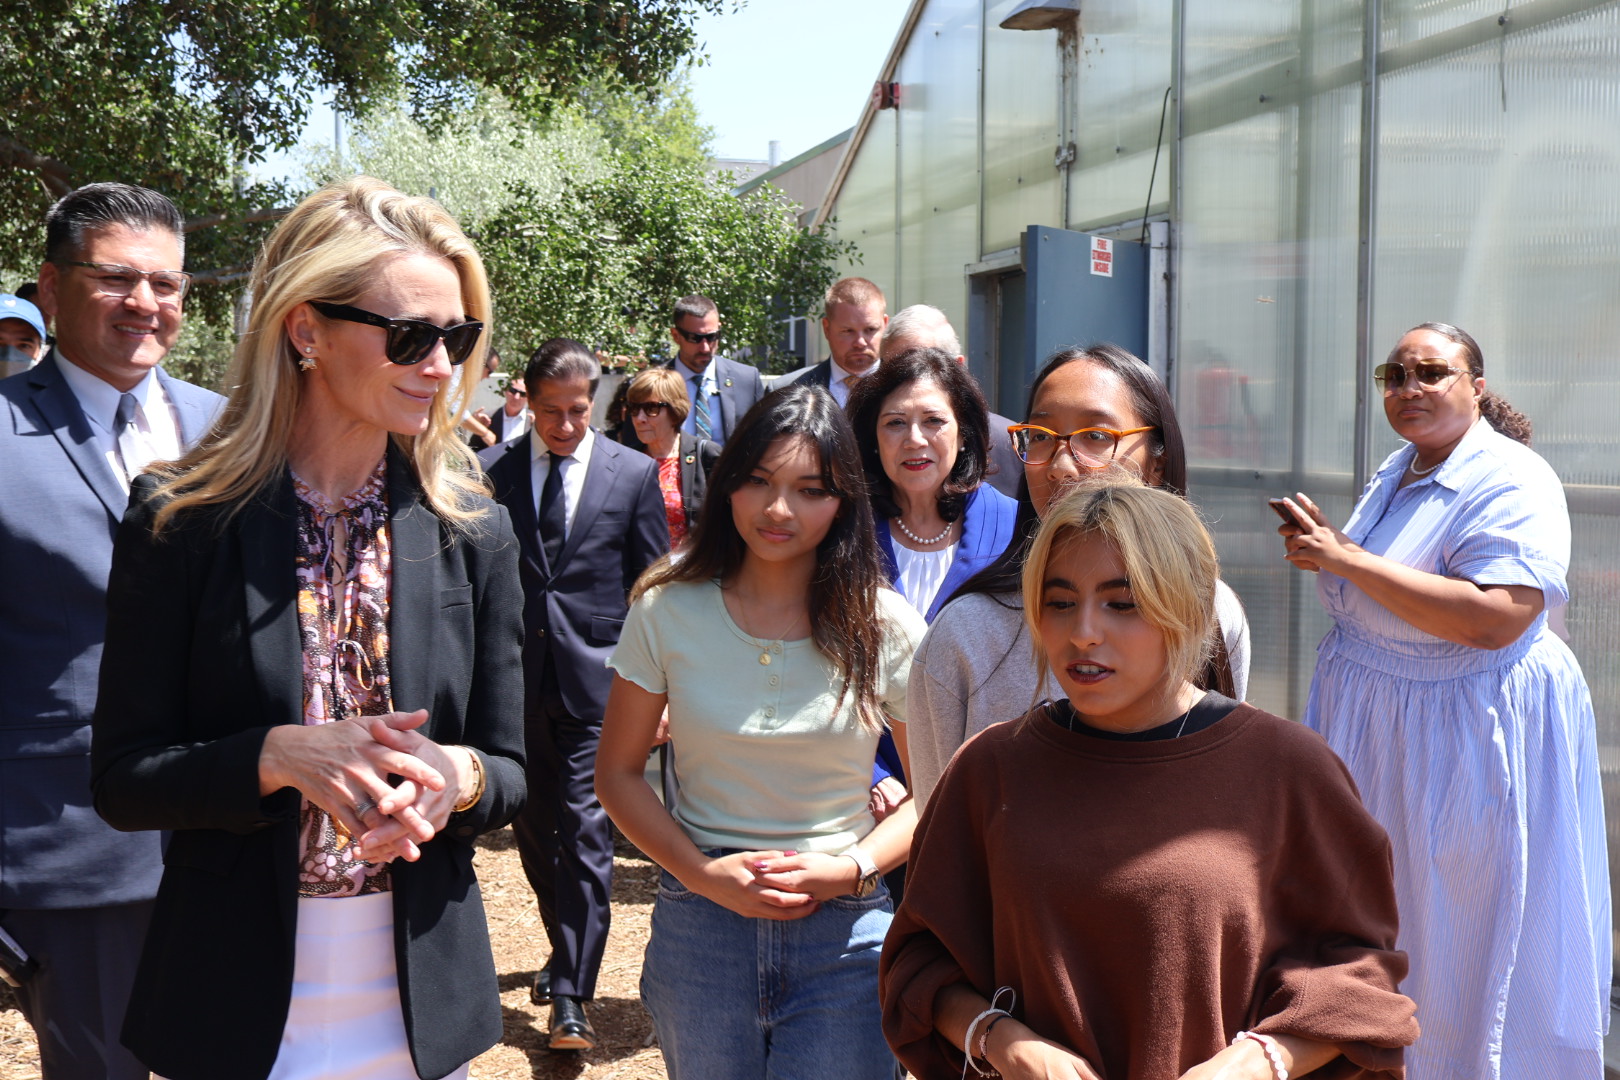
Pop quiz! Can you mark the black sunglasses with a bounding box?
[310,301,484,367]
[626,400,671,417]
[675,327,721,346]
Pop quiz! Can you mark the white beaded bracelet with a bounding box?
[960,986,1017,1079]
[961,1007,1007,1077]
[1232,1031,1289,1080]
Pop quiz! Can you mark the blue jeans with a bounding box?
[640,867,901,1080]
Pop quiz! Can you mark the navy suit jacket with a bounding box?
[484,434,670,720]
[779,358,833,391]
[90,454,527,1080]
[665,355,766,442]
[0,352,219,908]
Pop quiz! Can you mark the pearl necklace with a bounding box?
[894,516,953,546]
[1408,454,1443,477]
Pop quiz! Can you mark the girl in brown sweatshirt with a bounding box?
[881,480,1419,1080]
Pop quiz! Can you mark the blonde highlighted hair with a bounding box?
[1021,478,1219,693]
[149,176,491,532]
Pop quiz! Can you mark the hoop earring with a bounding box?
[298,346,317,372]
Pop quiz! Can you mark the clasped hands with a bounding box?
[688,849,865,921]
[258,709,474,864]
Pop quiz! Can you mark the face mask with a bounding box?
[0,345,36,375]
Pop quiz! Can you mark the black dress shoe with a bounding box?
[548,995,597,1051]
[530,963,552,1006]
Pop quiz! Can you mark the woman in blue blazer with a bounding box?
[846,348,1018,824]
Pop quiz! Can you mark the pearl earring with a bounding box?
[298,346,317,372]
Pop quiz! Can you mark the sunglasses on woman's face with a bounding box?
[626,401,671,417]
[310,301,484,367]
[1373,360,1464,393]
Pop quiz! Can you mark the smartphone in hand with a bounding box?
[1268,497,1311,529]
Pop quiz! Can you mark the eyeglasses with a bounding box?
[504,386,527,398]
[1373,360,1465,394]
[62,261,191,302]
[674,327,721,346]
[626,401,671,417]
[309,301,483,367]
[1008,424,1156,467]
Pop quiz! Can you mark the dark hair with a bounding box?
[525,338,600,397]
[845,346,990,522]
[631,383,891,732]
[673,294,718,325]
[1398,322,1531,446]
[45,183,186,264]
[957,343,1186,598]
[949,343,1234,695]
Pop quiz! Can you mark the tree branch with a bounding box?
[187,265,251,285]
[184,207,290,232]
[0,135,73,198]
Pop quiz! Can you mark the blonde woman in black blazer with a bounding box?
[89,178,525,1080]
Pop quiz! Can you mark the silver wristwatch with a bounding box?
[844,845,881,898]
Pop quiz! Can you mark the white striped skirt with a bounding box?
[268,893,470,1080]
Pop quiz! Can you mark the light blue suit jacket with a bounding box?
[0,351,220,907]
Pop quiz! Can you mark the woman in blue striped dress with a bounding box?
[1277,322,1610,1079]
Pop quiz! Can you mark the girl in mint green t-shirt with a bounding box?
[598,383,925,1080]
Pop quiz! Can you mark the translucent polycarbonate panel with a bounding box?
[1566,508,1620,958]
[1187,485,1350,719]
[1177,109,1300,473]
[1295,82,1364,476]
[830,108,898,303]
[1068,0,1173,227]
[1381,0,1511,51]
[982,0,1062,252]
[1182,0,1300,111]
[1372,2,1620,486]
[895,0,983,334]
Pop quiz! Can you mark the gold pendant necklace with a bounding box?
[734,586,805,665]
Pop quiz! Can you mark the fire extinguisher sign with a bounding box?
[1090,236,1114,277]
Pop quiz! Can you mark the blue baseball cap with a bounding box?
[0,294,45,342]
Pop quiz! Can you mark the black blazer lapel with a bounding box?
[239,473,303,729]
[556,437,619,569]
[387,450,436,715]
[28,353,129,520]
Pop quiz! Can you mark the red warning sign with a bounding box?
[1090,235,1113,277]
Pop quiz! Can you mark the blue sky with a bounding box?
[253,0,913,182]
[689,0,913,162]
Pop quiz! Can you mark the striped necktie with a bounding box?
[692,376,713,440]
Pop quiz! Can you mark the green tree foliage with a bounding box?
[0,0,726,296]
[479,165,849,371]
[308,89,849,371]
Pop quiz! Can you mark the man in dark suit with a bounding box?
[484,339,669,1051]
[776,276,889,409]
[486,374,530,445]
[663,293,764,444]
[0,183,221,1080]
[881,303,1023,499]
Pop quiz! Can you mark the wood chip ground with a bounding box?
[0,828,671,1080]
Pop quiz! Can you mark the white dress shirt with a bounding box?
[828,358,877,410]
[56,355,183,489]
[530,425,596,537]
[498,408,531,446]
